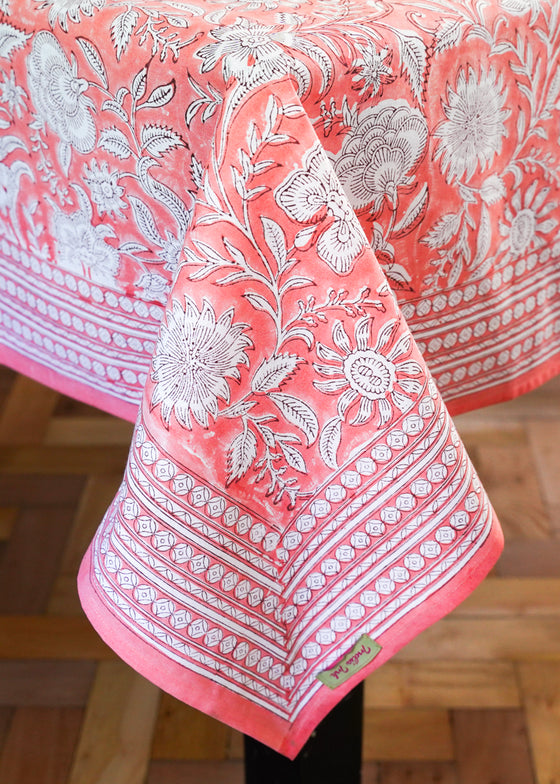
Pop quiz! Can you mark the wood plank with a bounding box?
[0,474,85,506]
[0,616,115,659]
[452,709,535,784]
[494,540,560,577]
[0,707,12,753]
[377,762,458,783]
[518,662,560,784]
[0,445,129,474]
[0,661,96,706]
[470,434,550,539]
[48,474,122,615]
[68,661,160,784]
[152,694,230,761]
[362,709,453,761]
[0,507,17,541]
[528,421,560,507]
[0,706,83,784]
[453,578,560,616]
[146,760,244,784]
[0,506,76,614]
[0,375,59,446]
[396,618,560,660]
[365,661,519,709]
[45,416,134,446]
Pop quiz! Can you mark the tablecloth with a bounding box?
[0,0,559,759]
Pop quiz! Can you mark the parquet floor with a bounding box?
[0,365,559,784]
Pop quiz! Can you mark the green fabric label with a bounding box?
[317,634,382,689]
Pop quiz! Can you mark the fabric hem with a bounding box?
[78,511,503,759]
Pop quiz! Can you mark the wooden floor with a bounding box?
[0,365,559,784]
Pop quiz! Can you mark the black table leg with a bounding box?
[244,682,364,784]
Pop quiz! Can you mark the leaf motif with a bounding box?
[279,441,307,474]
[77,38,108,87]
[261,217,287,269]
[141,80,176,110]
[319,416,341,469]
[129,196,163,246]
[283,327,314,349]
[227,429,257,484]
[252,354,300,393]
[111,9,139,61]
[268,392,319,445]
[399,32,428,102]
[434,19,462,54]
[98,127,132,160]
[243,292,277,318]
[280,276,314,294]
[101,99,128,122]
[471,204,492,271]
[132,65,149,102]
[140,124,184,157]
[420,212,461,249]
[0,22,30,58]
[222,400,256,419]
[0,135,26,162]
[149,178,192,232]
[391,183,428,238]
[57,140,71,177]
[247,121,259,155]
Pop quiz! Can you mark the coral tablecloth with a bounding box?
[1,0,560,758]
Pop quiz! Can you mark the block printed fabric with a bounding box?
[0,0,559,757]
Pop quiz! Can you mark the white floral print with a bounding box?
[314,317,422,426]
[499,0,539,17]
[33,0,105,31]
[151,297,252,429]
[498,182,558,258]
[196,18,286,85]
[51,185,120,286]
[27,30,96,154]
[83,160,126,218]
[435,67,509,183]
[351,42,393,97]
[276,144,366,274]
[334,100,428,213]
[0,70,27,119]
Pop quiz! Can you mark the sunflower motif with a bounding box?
[435,67,509,183]
[313,317,423,427]
[196,18,286,86]
[497,182,558,258]
[151,297,252,429]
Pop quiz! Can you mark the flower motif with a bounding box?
[51,186,120,286]
[497,182,558,258]
[480,174,506,205]
[351,42,394,97]
[313,317,423,426]
[83,160,126,218]
[196,18,286,85]
[151,297,252,429]
[276,144,366,274]
[435,67,509,183]
[333,100,428,213]
[26,30,95,153]
[136,272,170,304]
[33,0,105,31]
[0,70,27,119]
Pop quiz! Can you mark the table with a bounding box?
[0,0,559,761]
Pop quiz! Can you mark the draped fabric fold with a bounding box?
[0,0,559,758]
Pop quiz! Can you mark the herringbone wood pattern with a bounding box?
[0,365,559,784]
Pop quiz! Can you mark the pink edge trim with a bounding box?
[77,510,503,760]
